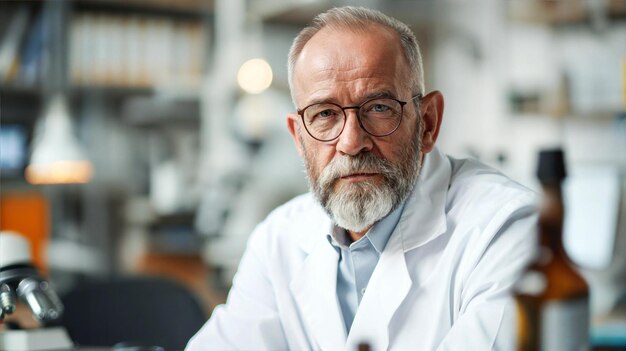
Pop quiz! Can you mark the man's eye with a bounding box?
[371,104,390,112]
[317,109,336,118]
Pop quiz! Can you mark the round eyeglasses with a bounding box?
[297,94,422,142]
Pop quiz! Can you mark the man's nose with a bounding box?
[336,110,373,156]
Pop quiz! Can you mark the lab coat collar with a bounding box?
[294,201,332,255]
[397,146,451,252]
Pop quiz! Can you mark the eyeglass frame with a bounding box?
[296,94,423,142]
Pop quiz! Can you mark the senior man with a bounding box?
[187,6,537,351]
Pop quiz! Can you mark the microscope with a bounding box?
[0,231,73,351]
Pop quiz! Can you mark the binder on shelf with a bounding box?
[19,10,45,86]
[0,5,29,82]
[69,12,206,90]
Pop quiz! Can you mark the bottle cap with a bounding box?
[536,148,567,182]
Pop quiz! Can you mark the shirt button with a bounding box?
[361,288,366,295]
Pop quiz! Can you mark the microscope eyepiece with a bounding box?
[16,277,64,323]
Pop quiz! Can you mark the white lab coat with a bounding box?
[187,148,538,351]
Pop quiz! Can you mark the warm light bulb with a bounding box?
[25,161,93,184]
[237,58,273,94]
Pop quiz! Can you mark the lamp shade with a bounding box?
[25,94,93,184]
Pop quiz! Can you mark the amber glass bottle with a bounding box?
[516,149,590,351]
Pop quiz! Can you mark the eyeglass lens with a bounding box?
[303,98,403,141]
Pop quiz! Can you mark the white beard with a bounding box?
[325,179,396,233]
[303,131,423,233]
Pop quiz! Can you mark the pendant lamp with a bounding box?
[25,94,93,184]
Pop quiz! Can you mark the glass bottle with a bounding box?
[515,148,590,351]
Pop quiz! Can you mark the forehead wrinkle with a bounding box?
[306,77,398,105]
[320,67,388,80]
[309,57,387,78]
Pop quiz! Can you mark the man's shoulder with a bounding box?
[446,156,538,213]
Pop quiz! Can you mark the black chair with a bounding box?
[60,276,206,351]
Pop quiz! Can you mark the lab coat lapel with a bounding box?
[290,231,347,350]
[346,148,452,350]
[346,231,411,351]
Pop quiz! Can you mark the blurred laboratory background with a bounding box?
[0,0,625,345]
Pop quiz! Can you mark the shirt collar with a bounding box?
[368,201,405,253]
[327,200,407,254]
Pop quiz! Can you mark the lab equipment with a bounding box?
[0,231,73,351]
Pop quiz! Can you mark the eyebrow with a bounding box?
[362,90,397,101]
[305,90,398,107]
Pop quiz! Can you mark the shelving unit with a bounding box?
[505,0,626,120]
[0,0,214,285]
[0,0,212,114]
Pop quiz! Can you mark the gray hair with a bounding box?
[287,6,425,106]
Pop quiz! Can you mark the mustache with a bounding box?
[319,152,396,185]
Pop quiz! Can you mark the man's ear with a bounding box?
[418,90,444,153]
[287,113,304,158]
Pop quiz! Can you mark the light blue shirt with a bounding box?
[327,202,406,333]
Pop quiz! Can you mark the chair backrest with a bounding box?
[60,276,206,350]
